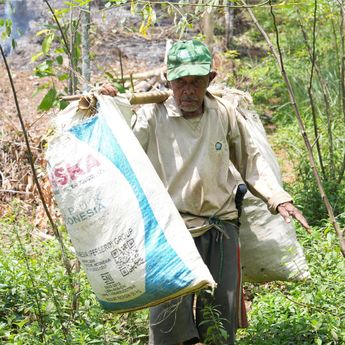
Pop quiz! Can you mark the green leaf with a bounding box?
[15,318,30,329]
[34,60,55,77]
[58,73,69,81]
[31,51,43,63]
[314,337,322,345]
[38,88,57,111]
[42,34,54,55]
[54,47,65,54]
[59,99,69,110]
[112,81,126,94]
[5,19,12,37]
[31,83,50,97]
[56,55,63,65]
[36,29,49,36]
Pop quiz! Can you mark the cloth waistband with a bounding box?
[184,215,238,238]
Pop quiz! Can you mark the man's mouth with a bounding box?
[181,97,198,104]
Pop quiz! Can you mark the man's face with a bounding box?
[169,75,210,117]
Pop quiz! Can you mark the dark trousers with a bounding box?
[149,222,243,345]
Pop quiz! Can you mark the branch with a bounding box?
[0,43,74,275]
[43,0,78,94]
[0,189,33,195]
[338,152,345,185]
[103,0,271,10]
[43,0,72,58]
[303,1,335,180]
[241,0,345,257]
[297,6,326,180]
[81,4,91,92]
[340,0,345,122]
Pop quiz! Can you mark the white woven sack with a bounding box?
[215,87,310,282]
[46,93,215,312]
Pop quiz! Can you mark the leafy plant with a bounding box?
[237,224,345,344]
[233,1,345,226]
[199,292,229,345]
[0,208,149,344]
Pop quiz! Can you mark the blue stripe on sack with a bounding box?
[69,115,196,310]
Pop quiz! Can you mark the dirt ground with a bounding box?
[0,3,178,225]
[0,2,249,227]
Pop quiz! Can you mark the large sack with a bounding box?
[212,86,310,282]
[46,93,215,313]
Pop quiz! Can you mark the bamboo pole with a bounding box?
[61,89,224,105]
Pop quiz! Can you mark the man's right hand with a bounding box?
[100,83,118,97]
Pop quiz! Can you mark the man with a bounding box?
[102,39,309,345]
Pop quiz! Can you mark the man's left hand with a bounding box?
[277,202,311,232]
[99,83,118,97]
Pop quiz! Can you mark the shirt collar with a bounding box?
[165,91,218,118]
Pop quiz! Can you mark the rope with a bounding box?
[208,216,229,282]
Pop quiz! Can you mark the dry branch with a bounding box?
[297,6,326,180]
[0,43,74,273]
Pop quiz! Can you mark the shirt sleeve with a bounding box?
[227,105,292,214]
[131,106,151,152]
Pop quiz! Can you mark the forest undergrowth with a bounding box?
[1,204,345,344]
[1,0,345,344]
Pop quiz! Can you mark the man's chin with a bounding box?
[180,105,200,113]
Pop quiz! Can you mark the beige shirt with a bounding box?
[132,92,291,230]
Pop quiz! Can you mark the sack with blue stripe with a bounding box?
[46,93,215,313]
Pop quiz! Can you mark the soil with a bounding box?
[0,2,217,225]
[0,1,267,228]
[0,2,166,221]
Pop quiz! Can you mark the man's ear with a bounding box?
[209,71,217,84]
[164,72,172,88]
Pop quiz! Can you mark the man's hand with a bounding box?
[277,202,311,232]
[99,83,118,97]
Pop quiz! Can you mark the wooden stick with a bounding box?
[61,89,224,105]
[60,91,171,104]
[0,189,33,195]
[127,90,172,104]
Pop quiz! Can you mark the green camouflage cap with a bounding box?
[167,40,212,81]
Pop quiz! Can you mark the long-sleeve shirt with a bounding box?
[132,92,292,231]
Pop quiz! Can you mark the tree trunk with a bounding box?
[225,3,235,48]
[202,8,215,53]
[81,3,91,92]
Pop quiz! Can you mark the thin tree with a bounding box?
[81,2,91,92]
[242,0,345,256]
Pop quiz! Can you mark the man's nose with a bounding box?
[182,85,196,96]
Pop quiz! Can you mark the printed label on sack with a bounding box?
[46,109,214,311]
[47,134,146,301]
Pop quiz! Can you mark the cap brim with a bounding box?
[167,63,211,81]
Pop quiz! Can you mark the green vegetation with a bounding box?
[1,208,345,344]
[232,1,345,225]
[238,224,345,345]
[0,209,149,344]
[1,0,345,344]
